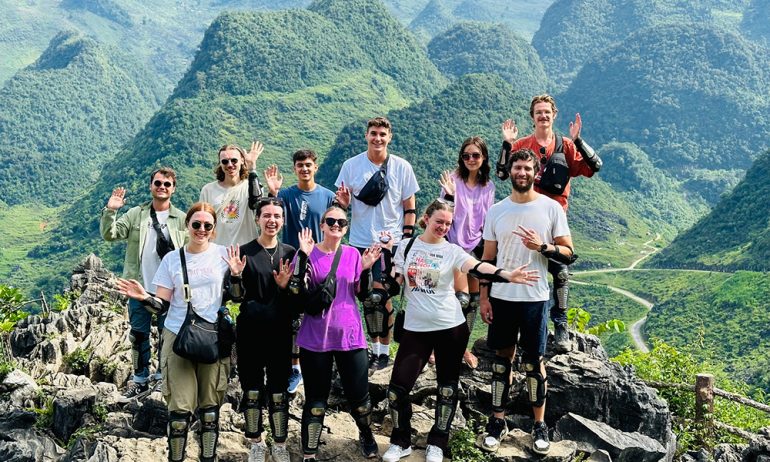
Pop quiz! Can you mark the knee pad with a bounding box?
[129,330,149,372]
[302,401,326,454]
[464,292,480,332]
[455,291,470,310]
[268,392,289,442]
[349,396,373,430]
[522,359,548,408]
[167,411,190,462]
[434,381,459,434]
[491,356,512,412]
[387,383,411,430]
[291,318,301,358]
[363,289,392,338]
[198,406,219,461]
[241,389,264,438]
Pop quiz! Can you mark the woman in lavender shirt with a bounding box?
[439,136,495,368]
[293,206,382,461]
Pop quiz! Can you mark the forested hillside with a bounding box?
[741,0,770,47]
[0,31,163,206]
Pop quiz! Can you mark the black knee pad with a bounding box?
[241,388,264,438]
[465,292,480,332]
[434,381,459,435]
[363,289,392,338]
[456,291,470,310]
[268,392,289,442]
[302,401,327,454]
[129,329,149,372]
[387,383,412,430]
[167,411,190,462]
[197,406,219,462]
[491,355,512,413]
[349,395,373,431]
[521,358,548,408]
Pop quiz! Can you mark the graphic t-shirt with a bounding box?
[278,185,335,248]
[295,245,367,352]
[200,180,257,246]
[482,195,570,301]
[153,244,228,335]
[393,238,472,332]
[444,173,495,252]
[140,209,170,293]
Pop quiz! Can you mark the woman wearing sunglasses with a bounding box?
[200,142,265,246]
[225,197,295,462]
[292,206,382,461]
[437,136,495,368]
[117,202,242,462]
[381,199,537,462]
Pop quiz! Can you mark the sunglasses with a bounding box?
[153,180,173,188]
[539,147,548,165]
[221,158,240,166]
[324,217,348,228]
[461,152,483,161]
[191,221,215,231]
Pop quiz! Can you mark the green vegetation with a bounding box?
[63,347,92,375]
[448,419,491,462]
[741,0,770,47]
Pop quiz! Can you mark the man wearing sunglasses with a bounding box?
[101,167,189,397]
[497,94,602,353]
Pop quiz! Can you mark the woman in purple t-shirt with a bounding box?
[293,206,382,461]
[439,136,495,368]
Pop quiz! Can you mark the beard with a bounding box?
[511,175,534,193]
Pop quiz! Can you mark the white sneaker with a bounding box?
[248,440,267,462]
[382,443,412,462]
[272,443,291,462]
[425,444,444,462]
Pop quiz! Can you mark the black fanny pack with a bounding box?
[303,246,343,316]
[537,134,570,196]
[355,156,389,206]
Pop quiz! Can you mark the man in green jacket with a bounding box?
[100,167,188,397]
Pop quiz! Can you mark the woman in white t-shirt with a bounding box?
[117,202,246,462]
[381,200,538,462]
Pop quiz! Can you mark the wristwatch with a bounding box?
[539,243,548,253]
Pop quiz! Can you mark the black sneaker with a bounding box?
[376,353,390,370]
[359,428,378,458]
[553,322,571,353]
[531,420,550,455]
[480,416,508,452]
[122,381,149,398]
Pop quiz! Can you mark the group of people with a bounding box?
[103,93,602,461]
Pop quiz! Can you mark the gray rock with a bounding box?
[555,413,665,462]
[52,387,98,441]
[487,427,577,461]
[586,449,613,461]
[0,370,39,407]
[0,428,65,462]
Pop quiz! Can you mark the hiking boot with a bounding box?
[248,440,267,462]
[553,322,571,353]
[122,381,149,398]
[481,416,508,452]
[382,443,412,462]
[531,420,550,455]
[271,443,291,462]
[376,353,390,370]
[150,371,163,381]
[358,428,378,458]
[425,444,444,462]
[287,368,303,394]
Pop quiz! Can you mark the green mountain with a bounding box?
[26,0,443,294]
[408,0,454,40]
[0,31,163,206]
[427,22,549,97]
[559,23,770,204]
[648,150,770,272]
[741,0,770,47]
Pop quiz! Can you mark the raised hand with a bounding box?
[335,182,351,209]
[244,140,264,170]
[222,245,246,276]
[439,170,456,197]
[298,228,315,255]
[378,230,394,251]
[501,119,519,144]
[264,164,283,196]
[116,278,149,301]
[273,258,292,288]
[504,264,539,286]
[106,187,126,210]
[361,245,382,270]
[512,225,544,251]
[569,113,582,140]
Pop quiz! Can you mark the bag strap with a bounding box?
[327,245,343,277]
[179,247,192,303]
[397,236,418,310]
[554,131,563,154]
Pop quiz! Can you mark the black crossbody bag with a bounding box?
[302,245,344,316]
[355,156,389,206]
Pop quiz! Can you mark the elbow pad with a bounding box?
[248,171,264,209]
[381,248,394,278]
[289,250,309,295]
[495,141,512,180]
[226,273,245,301]
[468,262,509,283]
[382,274,402,298]
[574,137,602,173]
[141,295,170,316]
[357,269,373,302]
[541,246,578,266]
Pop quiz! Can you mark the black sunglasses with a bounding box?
[221,158,239,166]
[153,180,173,188]
[539,147,548,165]
[461,152,482,161]
[324,217,348,228]
[191,221,215,231]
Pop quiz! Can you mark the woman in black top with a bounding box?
[226,197,295,462]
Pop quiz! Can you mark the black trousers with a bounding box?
[300,348,370,409]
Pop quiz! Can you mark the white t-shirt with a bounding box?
[394,238,472,332]
[152,244,228,335]
[335,152,420,248]
[482,195,570,302]
[199,180,257,246]
[140,210,170,293]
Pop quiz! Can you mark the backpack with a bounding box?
[536,134,570,196]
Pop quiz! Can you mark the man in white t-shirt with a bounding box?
[100,167,188,397]
[334,117,420,371]
[479,149,575,456]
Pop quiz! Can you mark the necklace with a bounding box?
[261,244,278,265]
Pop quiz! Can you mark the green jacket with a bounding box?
[100,201,188,283]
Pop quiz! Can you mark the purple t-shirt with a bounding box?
[445,173,495,252]
[296,245,368,352]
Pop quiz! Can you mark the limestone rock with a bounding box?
[1,369,39,407]
[488,427,577,461]
[52,387,97,441]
